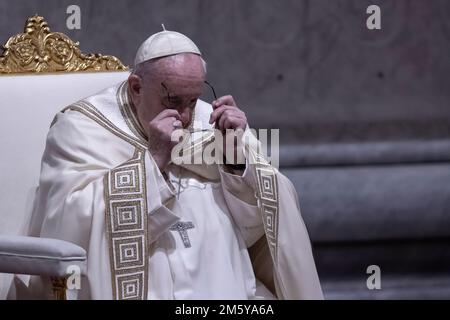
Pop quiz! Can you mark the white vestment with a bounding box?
[28,81,323,300]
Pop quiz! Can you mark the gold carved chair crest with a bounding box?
[0,15,128,74]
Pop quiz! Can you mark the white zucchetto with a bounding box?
[134,26,201,66]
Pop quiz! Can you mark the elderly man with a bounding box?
[30,29,323,300]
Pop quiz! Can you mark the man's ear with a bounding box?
[128,74,143,104]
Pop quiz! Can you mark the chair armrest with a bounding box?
[0,236,86,277]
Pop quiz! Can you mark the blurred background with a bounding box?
[1,0,449,299]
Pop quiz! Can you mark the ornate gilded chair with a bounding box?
[0,15,130,299]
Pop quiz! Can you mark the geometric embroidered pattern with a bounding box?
[249,148,279,262]
[116,273,144,300]
[261,203,278,253]
[104,149,148,300]
[256,168,278,202]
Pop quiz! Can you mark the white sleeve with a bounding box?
[219,162,264,247]
[144,153,180,244]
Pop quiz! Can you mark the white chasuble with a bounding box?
[28,82,323,300]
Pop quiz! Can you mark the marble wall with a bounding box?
[1,0,449,144]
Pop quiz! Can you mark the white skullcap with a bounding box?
[134,27,201,66]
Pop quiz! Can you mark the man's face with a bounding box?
[132,54,205,132]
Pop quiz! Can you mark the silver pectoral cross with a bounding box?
[169,221,195,248]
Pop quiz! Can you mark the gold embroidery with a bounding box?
[64,101,147,150]
[104,149,149,300]
[111,164,141,194]
[248,148,279,262]
[117,82,148,143]
[0,15,128,74]
[57,90,150,300]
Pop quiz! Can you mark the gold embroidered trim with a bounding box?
[117,82,148,142]
[62,101,150,299]
[249,150,279,262]
[63,101,147,150]
[104,149,149,300]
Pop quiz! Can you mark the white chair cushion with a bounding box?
[0,236,86,277]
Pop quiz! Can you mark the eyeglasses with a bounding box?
[161,80,217,106]
[161,80,218,133]
[204,80,217,101]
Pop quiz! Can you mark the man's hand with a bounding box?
[210,95,248,167]
[146,109,182,171]
[209,95,247,130]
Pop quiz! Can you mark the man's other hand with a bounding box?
[147,109,182,171]
[209,95,247,130]
[210,95,248,167]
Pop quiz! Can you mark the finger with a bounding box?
[161,116,180,128]
[152,116,177,132]
[223,117,238,130]
[209,106,229,124]
[218,112,241,130]
[216,111,245,130]
[225,113,248,129]
[219,111,237,130]
[209,105,239,124]
[172,120,183,129]
[154,109,181,121]
[212,95,236,109]
[212,108,245,127]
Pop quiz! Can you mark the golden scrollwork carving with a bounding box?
[0,15,128,74]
